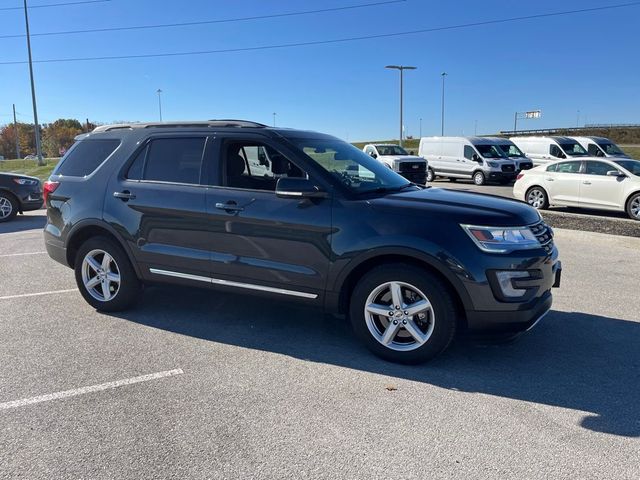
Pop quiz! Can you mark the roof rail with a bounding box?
[92,120,267,133]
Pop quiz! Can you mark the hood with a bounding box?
[0,172,40,182]
[369,186,541,227]
[378,155,425,162]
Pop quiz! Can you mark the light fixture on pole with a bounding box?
[23,0,43,166]
[385,65,417,148]
[273,112,276,127]
[156,89,163,121]
[440,72,447,136]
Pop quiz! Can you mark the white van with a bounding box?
[571,136,631,159]
[509,136,596,166]
[418,136,517,185]
[483,137,534,172]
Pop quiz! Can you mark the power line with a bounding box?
[0,0,110,11]
[1,1,638,65]
[0,0,406,38]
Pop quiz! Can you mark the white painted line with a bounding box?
[0,251,46,258]
[0,369,184,411]
[0,289,77,301]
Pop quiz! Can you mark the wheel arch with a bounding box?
[625,189,640,216]
[65,220,142,278]
[332,248,471,327]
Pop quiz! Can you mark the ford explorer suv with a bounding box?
[44,121,561,364]
[363,144,428,184]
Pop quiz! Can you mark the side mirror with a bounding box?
[471,153,480,162]
[409,150,415,155]
[606,170,625,177]
[557,152,566,159]
[276,177,328,199]
[370,152,378,159]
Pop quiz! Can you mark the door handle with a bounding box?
[545,177,554,182]
[582,181,592,185]
[113,190,136,201]
[215,201,244,212]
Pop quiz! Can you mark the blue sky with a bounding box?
[0,0,638,141]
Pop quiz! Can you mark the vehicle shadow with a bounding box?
[0,212,46,234]
[113,285,640,438]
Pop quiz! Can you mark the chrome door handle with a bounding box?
[215,201,244,212]
[113,191,136,201]
[545,177,554,181]
[582,181,592,185]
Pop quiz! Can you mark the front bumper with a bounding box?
[399,172,427,184]
[487,171,517,182]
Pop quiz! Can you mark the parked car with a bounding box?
[571,136,632,159]
[362,144,427,184]
[513,157,640,220]
[509,136,599,166]
[0,173,43,222]
[418,136,517,185]
[23,154,38,160]
[485,138,534,172]
[44,120,561,364]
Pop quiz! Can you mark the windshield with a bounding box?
[475,144,507,159]
[597,142,626,156]
[375,145,409,156]
[559,142,588,156]
[292,138,411,194]
[614,159,640,176]
[499,144,525,158]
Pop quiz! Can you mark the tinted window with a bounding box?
[587,144,603,157]
[56,139,120,177]
[585,161,614,176]
[475,144,506,158]
[463,145,476,160]
[546,164,558,172]
[558,142,588,156]
[126,146,147,180]
[614,159,640,176]
[556,161,581,174]
[550,145,563,158]
[144,137,205,184]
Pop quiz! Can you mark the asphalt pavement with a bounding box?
[0,211,638,479]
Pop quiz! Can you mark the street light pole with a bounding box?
[419,117,422,138]
[23,0,43,166]
[273,112,276,127]
[156,89,163,121]
[13,104,21,160]
[440,72,447,136]
[385,65,416,148]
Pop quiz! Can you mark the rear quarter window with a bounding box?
[56,139,120,177]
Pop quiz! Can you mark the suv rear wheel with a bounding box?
[74,236,141,312]
[349,264,457,364]
[0,192,18,223]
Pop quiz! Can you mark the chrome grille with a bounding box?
[530,221,554,253]
[501,164,515,173]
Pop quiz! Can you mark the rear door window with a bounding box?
[142,137,206,185]
[555,161,582,174]
[56,139,120,177]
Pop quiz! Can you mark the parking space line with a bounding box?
[0,251,47,258]
[0,369,184,411]
[0,289,77,301]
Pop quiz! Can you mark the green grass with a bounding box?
[0,158,59,181]
[621,146,640,159]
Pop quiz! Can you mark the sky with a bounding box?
[0,0,638,141]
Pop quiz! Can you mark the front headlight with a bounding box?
[461,224,540,253]
[486,161,499,168]
[13,178,39,186]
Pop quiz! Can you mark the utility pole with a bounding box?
[156,89,163,121]
[23,0,44,166]
[419,117,422,138]
[474,119,478,136]
[13,104,21,160]
[385,65,417,147]
[273,112,276,127]
[440,72,447,136]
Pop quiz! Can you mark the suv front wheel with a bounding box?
[349,264,457,364]
[74,236,141,312]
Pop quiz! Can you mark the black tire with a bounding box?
[74,236,141,312]
[0,192,19,223]
[626,192,640,221]
[472,171,485,186]
[426,168,435,183]
[525,186,550,210]
[349,263,458,364]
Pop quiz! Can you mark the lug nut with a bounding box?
[403,311,409,315]
[395,305,400,310]
[388,311,394,317]
[393,320,398,325]
[402,320,407,325]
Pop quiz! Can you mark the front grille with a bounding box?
[399,162,426,173]
[519,162,533,170]
[501,164,515,173]
[530,221,554,254]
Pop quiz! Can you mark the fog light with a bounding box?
[495,271,530,298]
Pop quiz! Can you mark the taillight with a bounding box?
[516,173,524,181]
[43,181,59,204]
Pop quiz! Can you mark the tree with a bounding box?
[42,119,83,157]
[0,122,36,159]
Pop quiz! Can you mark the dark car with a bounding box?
[0,172,43,222]
[44,121,561,363]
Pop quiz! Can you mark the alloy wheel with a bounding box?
[631,196,640,219]
[473,172,484,185]
[81,249,121,302]
[364,281,435,352]
[527,189,546,209]
[0,196,13,219]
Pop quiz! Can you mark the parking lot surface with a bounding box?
[1,211,639,479]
